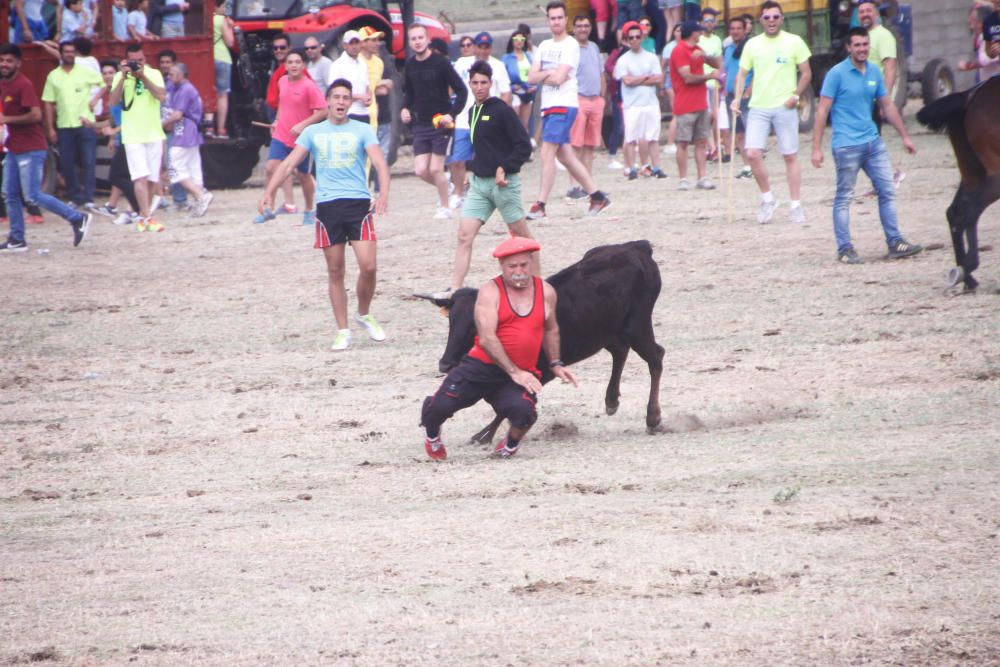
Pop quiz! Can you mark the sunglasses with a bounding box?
[305,45,320,49]
[626,34,642,40]
[761,14,781,20]
[639,22,651,27]
[512,36,526,41]
[460,41,473,47]
[273,44,288,50]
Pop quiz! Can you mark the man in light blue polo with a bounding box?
[811,27,921,265]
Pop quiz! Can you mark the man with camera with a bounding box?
[109,42,167,231]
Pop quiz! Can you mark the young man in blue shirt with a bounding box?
[260,78,390,351]
[811,27,921,265]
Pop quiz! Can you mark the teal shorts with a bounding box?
[461,173,524,224]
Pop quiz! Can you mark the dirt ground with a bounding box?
[2,113,1000,666]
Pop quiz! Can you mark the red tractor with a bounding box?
[209,0,450,187]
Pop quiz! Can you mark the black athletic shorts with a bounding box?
[314,198,375,248]
[411,123,451,156]
[422,357,538,431]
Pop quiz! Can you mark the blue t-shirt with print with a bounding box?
[820,58,887,149]
[295,119,377,202]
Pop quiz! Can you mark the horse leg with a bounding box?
[604,340,630,416]
[469,414,505,445]
[626,324,665,434]
[946,187,977,291]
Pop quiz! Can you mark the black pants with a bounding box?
[109,146,140,213]
[421,357,538,435]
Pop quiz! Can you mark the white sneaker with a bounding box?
[677,178,690,191]
[354,313,386,341]
[448,193,463,209]
[608,159,624,170]
[331,329,352,351]
[789,205,805,224]
[433,206,453,220]
[113,211,137,225]
[758,199,779,224]
[193,191,214,218]
[696,178,716,190]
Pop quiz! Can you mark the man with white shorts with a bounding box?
[732,0,812,224]
[615,20,667,180]
[164,63,213,217]
[110,43,168,231]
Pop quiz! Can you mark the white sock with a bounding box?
[790,200,801,209]
[761,191,775,203]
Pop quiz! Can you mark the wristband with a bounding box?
[549,359,565,368]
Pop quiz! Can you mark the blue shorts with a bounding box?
[447,129,474,164]
[541,107,578,145]
[267,138,310,174]
[214,61,232,95]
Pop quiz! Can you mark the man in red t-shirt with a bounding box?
[670,20,722,190]
[0,44,92,252]
[420,237,577,461]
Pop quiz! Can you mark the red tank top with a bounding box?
[468,276,545,376]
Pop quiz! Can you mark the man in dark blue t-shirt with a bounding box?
[984,3,1000,60]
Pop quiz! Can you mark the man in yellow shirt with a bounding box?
[41,40,103,209]
[733,0,812,224]
[359,26,394,193]
[110,42,167,230]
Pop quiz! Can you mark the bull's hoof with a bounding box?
[946,266,964,288]
[605,402,619,416]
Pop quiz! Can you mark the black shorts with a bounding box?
[314,198,375,248]
[421,357,538,431]
[411,123,451,156]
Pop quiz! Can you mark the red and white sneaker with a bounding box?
[491,437,520,459]
[526,201,546,220]
[425,435,447,461]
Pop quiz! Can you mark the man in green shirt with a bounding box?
[41,40,103,209]
[733,0,812,224]
[110,42,167,230]
[858,0,904,189]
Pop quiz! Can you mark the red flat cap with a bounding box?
[493,236,541,258]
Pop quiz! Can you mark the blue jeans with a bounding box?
[57,126,97,205]
[832,138,901,253]
[3,150,83,243]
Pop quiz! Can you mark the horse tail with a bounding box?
[916,91,968,132]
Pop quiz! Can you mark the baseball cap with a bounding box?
[358,26,384,41]
[680,20,705,38]
[493,236,541,259]
[621,20,642,36]
[473,31,493,46]
[343,30,361,43]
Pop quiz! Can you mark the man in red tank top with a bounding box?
[421,236,578,461]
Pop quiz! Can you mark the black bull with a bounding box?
[421,240,665,443]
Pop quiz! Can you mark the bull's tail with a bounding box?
[916,91,967,132]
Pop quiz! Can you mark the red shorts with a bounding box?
[570,96,606,148]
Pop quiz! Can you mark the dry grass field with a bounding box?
[2,117,1000,665]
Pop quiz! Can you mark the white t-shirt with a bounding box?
[614,48,661,109]
[452,55,511,130]
[329,52,369,116]
[307,55,334,96]
[537,35,579,109]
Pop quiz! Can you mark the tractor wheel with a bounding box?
[201,141,262,190]
[921,58,955,106]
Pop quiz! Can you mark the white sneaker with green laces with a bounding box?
[354,313,386,341]
[331,329,352,351]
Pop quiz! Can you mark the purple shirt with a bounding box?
[168,81,203,148]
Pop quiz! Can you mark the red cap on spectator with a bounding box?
[493,236,541,259]
[621,21,642,37]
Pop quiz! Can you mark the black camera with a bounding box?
[127,60,141,72]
